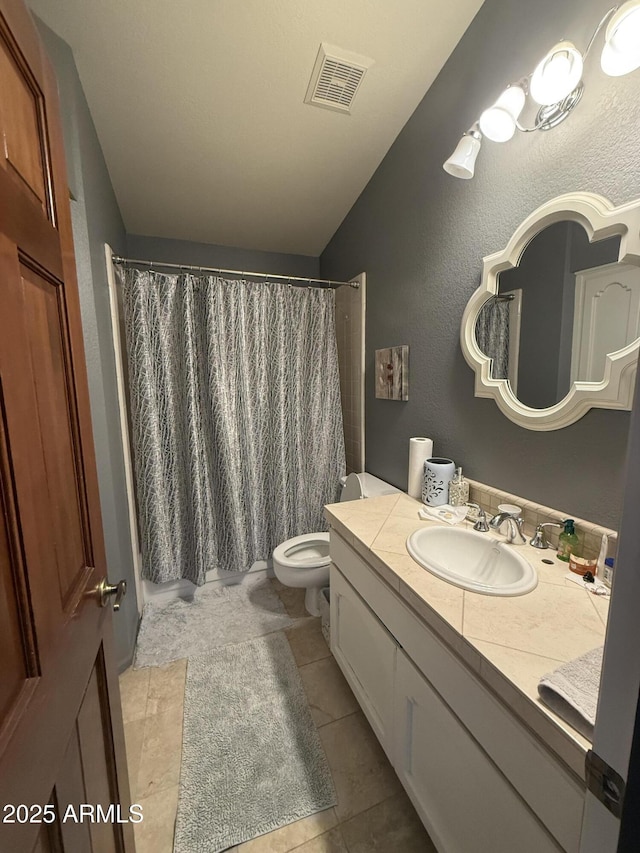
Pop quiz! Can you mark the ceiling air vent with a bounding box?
[305,43,374,114]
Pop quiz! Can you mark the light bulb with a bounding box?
[601,1,640,76]
[479,85,526,142]
[530,41,584,105]
[443,132,482,180]
[479,107,515,143]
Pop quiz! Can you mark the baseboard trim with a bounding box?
[140,560,273,606]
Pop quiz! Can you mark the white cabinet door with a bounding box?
[572,262,640,383]
[330,566,396,758]
[394,650,561,853]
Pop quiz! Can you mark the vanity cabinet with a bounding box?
[331,567,396,757]
[329,531,585,853]
[395,649,559,853]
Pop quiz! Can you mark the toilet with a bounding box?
[272,472,400,615]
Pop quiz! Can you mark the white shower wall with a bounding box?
[335,273,366,474]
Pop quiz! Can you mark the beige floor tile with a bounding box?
[319,712,401,822]
[146,658,187,717]
[237,808,338,852]
[134,785,178,853]
[298,657,358,727]
[272,577,309,618]
[136,705,184,799]
[340,791,436,853]
[290,827,348,852]
[123,718,146,800]
[119,666,150,723]
[285,619,331,667]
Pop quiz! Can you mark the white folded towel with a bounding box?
[538,646,603,739]
[564,571,610,596]
[419,504,468,525]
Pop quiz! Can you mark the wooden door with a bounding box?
[0,1,134,851]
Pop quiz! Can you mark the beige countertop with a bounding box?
[324,491,609,780]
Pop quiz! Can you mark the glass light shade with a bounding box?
[530,41,584,105]
[478,85,526,142]
[601,1,640,76]
[443,134,481,179]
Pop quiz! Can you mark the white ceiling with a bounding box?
[29,0,483,256]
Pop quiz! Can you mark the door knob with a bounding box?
[97,578,127,611]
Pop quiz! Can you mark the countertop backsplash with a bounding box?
[467,479,618,562]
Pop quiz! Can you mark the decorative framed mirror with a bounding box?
[460,192,640,430]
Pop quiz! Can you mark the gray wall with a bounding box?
[320,0,640,529]
[500,222,568,409]
[35,18,140,671]
[126,234,319,279]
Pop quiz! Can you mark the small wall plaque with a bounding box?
[375,345,409,400]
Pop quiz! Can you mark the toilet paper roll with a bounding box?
[408,437,434,499]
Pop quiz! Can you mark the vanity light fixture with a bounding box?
[443,1,640,179]
[601,0,640,74]
[479,84,526,142]
[529,41,584,106]
[442,125,482,179]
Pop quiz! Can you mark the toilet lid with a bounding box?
[341,472,364,502]
[272,533,330,569]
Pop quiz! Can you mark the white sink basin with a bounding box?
[406,526,538,596]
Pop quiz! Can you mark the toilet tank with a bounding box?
[340,472,401,502]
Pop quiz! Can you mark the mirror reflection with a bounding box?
[475,221,640,409]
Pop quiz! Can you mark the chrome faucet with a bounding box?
[466,502,489,532]
[530,521,564,549]
[489,511,526,544]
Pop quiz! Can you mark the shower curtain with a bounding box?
[476,298,510,381]
[118,267,346,586]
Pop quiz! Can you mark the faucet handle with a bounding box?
[530,521,563,549]
[466,502,489,532]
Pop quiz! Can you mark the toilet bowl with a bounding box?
[272,472,400,616]
[272,533,331,616]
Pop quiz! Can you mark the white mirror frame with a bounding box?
[460,192,640,431]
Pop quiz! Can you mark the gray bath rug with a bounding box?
[134,573,295,668]
[173,632,336,852]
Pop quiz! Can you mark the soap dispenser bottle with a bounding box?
[557,519,579,562]
[448,467,470,507]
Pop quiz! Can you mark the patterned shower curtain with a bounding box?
[476,298,510,381]
[118,267,346,586]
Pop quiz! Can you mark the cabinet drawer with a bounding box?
[330,531,584,852]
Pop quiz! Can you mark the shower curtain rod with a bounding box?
[111,255,360,289]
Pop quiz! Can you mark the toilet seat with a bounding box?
[272,533,330,569]
[272,472,400,616]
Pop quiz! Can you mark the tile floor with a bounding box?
[120,579,435,852]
